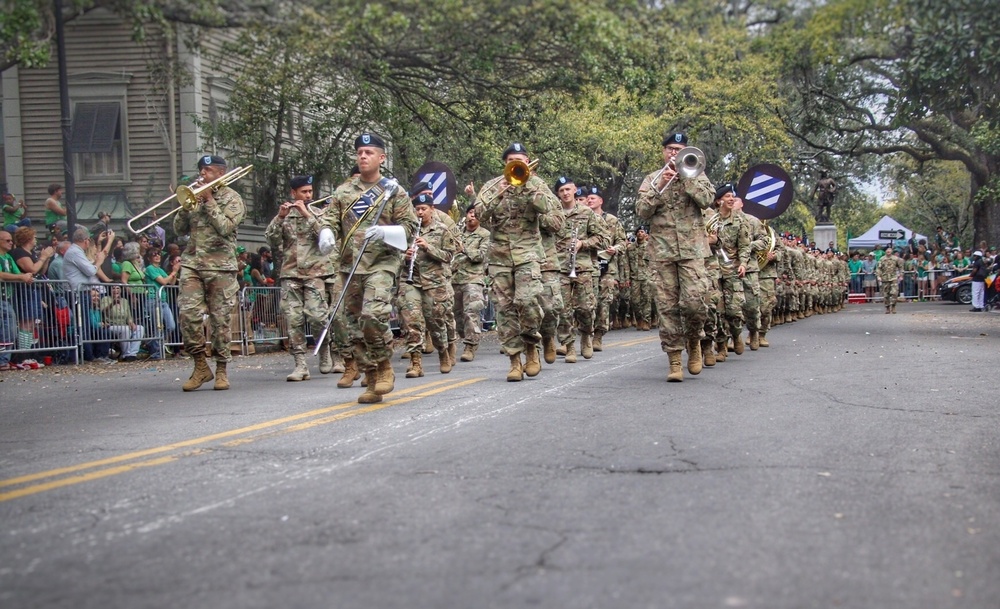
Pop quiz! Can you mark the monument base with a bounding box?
[813,223,838,251]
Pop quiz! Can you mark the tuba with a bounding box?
[757,225,777,270]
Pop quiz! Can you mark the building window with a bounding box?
[71,101,125,182]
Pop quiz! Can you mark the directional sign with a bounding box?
[879,229,905,240]
[736,163,794,220]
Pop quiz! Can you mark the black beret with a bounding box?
[413,193,435,207]
[289,175,313,190]
[588,185,602,198]
[409,181,432,198]
[354,132,386,150]
[662,132,688,147]
[197,154,227,169]
[575,186,586,198]
[553,176,573,191]
[714,182,736,201]
[502,142,528,161]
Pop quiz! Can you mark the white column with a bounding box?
[176,27,204,175]
[2,66,26,197]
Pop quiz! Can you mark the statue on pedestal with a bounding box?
[811,171,837,223]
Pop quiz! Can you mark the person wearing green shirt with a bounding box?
[44,184,67,231]
[100,284,143,361]
[848,252,863,293]
[146,248,180,351]
[2,193,31,231]
[1,230,31,369]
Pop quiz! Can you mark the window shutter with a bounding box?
[70,102,120,153]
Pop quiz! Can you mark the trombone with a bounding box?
[479,158,539,206]
[651,147,706,194]
[127,165,254,234]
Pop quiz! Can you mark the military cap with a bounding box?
[714,182,736,200]
[553,176,573,191]
[409,181,432,198]
[588,185,603,198]
[413,193,434,207]
[354,132,386,150]
[575,186,587,198]
[502,142,528,161]
[197,154,227,169]
[662,132,688,147]
[289,175,313,189]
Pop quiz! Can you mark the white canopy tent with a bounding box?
[847,215,928,250]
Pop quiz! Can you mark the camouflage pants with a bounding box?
[492,262,544,354]
[280,276,331,355]
[703,276,722,342]
[395,279,424,353]
[787,284,800,312]
[741,272,761,332]
[398,281,451,353]
[558,271,596,345]
[650,259,708,352]
[441,281,457,346]
[630,278,652,324]
[594,272,616,333]
[881,281,900,307]
[720,270,746,336]
[341,269,395,369]
[540,270,565,341]
[758,276,776,333]
[452,282,485,346]
[178,267,239,363]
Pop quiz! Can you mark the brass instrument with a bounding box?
[306,193,336,217]
[568,225,579,278]
[479,159,540,207]
[127,164,254,234]
[757,224,777,270]
[405,224,422,284]
[652,147,706,194]
[705,211,720,236]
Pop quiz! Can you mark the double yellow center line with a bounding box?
[0,377,484,503]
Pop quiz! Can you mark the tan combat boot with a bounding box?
[593,331,604,352]
[460,343,478,362]
[890,304,897,314]
[507,353,524,382]
[332,353,346,373]
[448,342,457,367]
[732,330,745,355]
[318,339,333,374]
[715,340,728,362]
[701,339,716,367]
[580,333,594,359]
[287,353,310,382]
[439,350,453,374]
[686,338,702,375]
[555,344,567,357]
[758,333,770,348]
[564,342,577,364]
[542,335,557,364]
[214,362,230,390]
[667,350,684,382]
[182,352,214,391]
[337,357,360,388]
[523,345,541,377]
[406,352,424,378]
[422,332,434,354]
[749,331,760,351]
[374,359,395,395]
[358,369,381,403]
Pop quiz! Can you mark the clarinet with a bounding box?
[568,225,579,278]
[405,225,422,284]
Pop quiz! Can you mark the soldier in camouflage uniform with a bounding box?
[785,237,805,321]
[321,133,417,404]
[399,194,459,377]
[636,132,714,382]
[587,186,626,352]
[555,181,605,362]
[733,197,765,350]
[713,184,749,356]
[702,211,724,364]
[452,204,490,362]
[755,225,781,346]
[629,228,654,331]
[538,177,572,365]
[175,155,247,392]
[473,143,563,381]
[265,175,338,382]
[876,247,903,313]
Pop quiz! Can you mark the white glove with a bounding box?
[318,228,336,255]
[365,225,408,251]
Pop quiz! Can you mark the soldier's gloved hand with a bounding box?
[364,225,408,251]
[318,228,336,255]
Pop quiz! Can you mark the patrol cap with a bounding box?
[553,176,573,191]
[409,181,432,198]
[502,142,528,161]
[354,132,386,150]
[197,154,227,169]
[413,193,434,207]
[715,182,736,200]
[662,132,688,147]
[588,185,602,198]
[289,175,313,189]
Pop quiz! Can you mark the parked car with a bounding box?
[938,273,972,304]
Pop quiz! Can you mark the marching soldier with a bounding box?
[713,184,749,357]
[702,210,725,364]
[587,186,625,352]
[734,197,766,350]
[636,132,714,382]
[876,247,903,313]
[538,177,571,365]
[451,204,491,362]
[322,132,417,404]
[473,142,563,382]
[175,155,247,391]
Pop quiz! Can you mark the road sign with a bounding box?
[879,229,905,240]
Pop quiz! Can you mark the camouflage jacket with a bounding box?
[322,176,417,276]
[411,216,457,289]
[540,206,566,273]
[876,253,903,282]
[555,202,607,275]
[174,185,246,272]
[636,170,715,261]
[742,212,769,274]
[596,211,626,277]
[452,225,491,285]
[716,211,751,271]
[265,206,336,279]
[474,173,563,268]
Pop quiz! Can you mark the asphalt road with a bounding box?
[1,301,998,609]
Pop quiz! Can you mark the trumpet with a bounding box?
[651,146,706,194]
[568,225,579,278]
[128,164,253,234]
[405,224,422,284]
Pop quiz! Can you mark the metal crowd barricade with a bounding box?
[73,282,165,361]
[240,285,286,355]
[0,278,76,366]
[157,284,182,354]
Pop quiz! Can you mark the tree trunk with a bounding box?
[970,168,1000,251]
